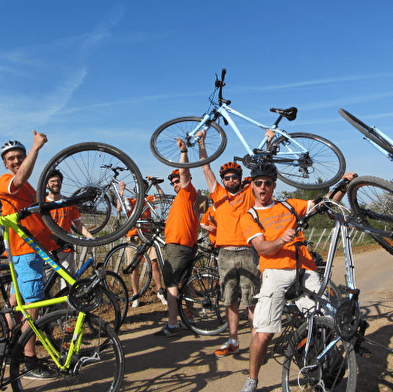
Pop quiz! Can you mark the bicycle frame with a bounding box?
[361,125,393,161]
[0,210,90,375]
[187,101,308,163]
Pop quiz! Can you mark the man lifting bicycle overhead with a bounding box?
[154,138,201,337]
[238,162,356,392]
[199,135,261,359]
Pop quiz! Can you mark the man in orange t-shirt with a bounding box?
[200,205,217,244]
[238,163,356,392]
[199,138,261,358]
[154,139,200,337]
[45,169,93,290]
[0,133,58,378]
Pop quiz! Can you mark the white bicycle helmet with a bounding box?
[1,140,26,160]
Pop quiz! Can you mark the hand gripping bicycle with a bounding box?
[151,69,346,190]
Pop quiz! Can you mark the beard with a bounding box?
[47,185,61,195]
[225,183,241,194]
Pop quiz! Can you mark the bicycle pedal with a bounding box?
[357,346,373,358]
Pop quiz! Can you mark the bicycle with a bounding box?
[339,109,393,255]
[150,69,346,190]
[281,181,393,391]
[35,142,145,247]
[103,220,227,335]
[43,247,129,328]
[0,199,125,390]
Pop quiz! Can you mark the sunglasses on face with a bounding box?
[253,179,274,188]
[223,174,239,181]
[170,179,181,186]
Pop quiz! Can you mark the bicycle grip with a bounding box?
[221,68,226,82]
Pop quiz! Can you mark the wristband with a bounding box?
[181,150,188,153]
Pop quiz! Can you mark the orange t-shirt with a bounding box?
[0,174,57,256]
[210,182,255,247]
[126,195,155,238]
[240,199,317,273]
[165,181,199,248]
[46,197,81,233]
[200,205,217,244]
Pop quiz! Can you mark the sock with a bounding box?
[228,338,238,346]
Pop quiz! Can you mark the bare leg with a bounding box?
[151,259,163,291]
[227,301,240,341]
[247,305,256,338]
[167,286,178,326]
[249,332,274,380]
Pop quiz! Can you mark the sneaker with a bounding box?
[154,323,180,337]
[214,340,239,358]
[157,289,168,305]
[23,362,57,379]
[240,376,258,392]
[132,298,140,308]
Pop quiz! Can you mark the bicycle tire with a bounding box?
[10,309,124,392]
[150,116,227,168]
[103,242,153,302]
[102,270,129,324]
[47,283,122,333]
[137,195,175,243]
[36,142,144,247]
[282,316,357,392]
[178,269,227,336]
[269,132,346,190]
[347,176,393,255]
[339,108,393,155]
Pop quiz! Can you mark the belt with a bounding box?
[220,246,250,252]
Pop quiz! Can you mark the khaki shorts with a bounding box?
[129,236,157,260]
[217,248,261,307]
[162,243,197,287]
[253,269,321,334]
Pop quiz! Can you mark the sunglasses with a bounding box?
[253,179,274,188]
[223,174,239,181]
[170,179,181,186]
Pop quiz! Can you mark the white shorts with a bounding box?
[253,269,321,334]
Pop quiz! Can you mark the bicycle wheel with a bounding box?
[37,142,144,247]
[150,117,227,168]
[282,316,357,392]
[137,195,175,243]
[347,176,393,255]
[103,242,153,302]
[102,270,129,324]
[48,284,122,333]
[339,108,393,155]
[10,309,124,392]
[178,270,227,336]
[269,133,346,190]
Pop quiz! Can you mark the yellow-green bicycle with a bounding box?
[0,142,146,391]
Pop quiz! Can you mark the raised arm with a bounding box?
[12,130,47,191]
[198,132,217,193]
[175,138,191,186]
[147,175,165,198]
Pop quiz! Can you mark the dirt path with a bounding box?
[113,247,393,392]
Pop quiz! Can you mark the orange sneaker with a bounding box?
[214,341,239,358]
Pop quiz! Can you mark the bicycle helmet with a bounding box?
[241,176,252,188]
[168,169,180,181]
[1,140,26,160]
[219,162,242,178]
[47,169,64,182]
[250,163,278,181]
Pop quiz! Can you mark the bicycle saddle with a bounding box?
[149,177,164,185]
[270,107,298,121]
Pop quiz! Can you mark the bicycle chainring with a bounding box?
[68,279,102,312]
[335,300,360,340]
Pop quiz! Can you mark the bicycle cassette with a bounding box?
[335,299,360,340]
[68,279,102,312]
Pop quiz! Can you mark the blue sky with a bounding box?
[2,0,393,195]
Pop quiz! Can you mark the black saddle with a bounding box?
[270,107,298,121]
